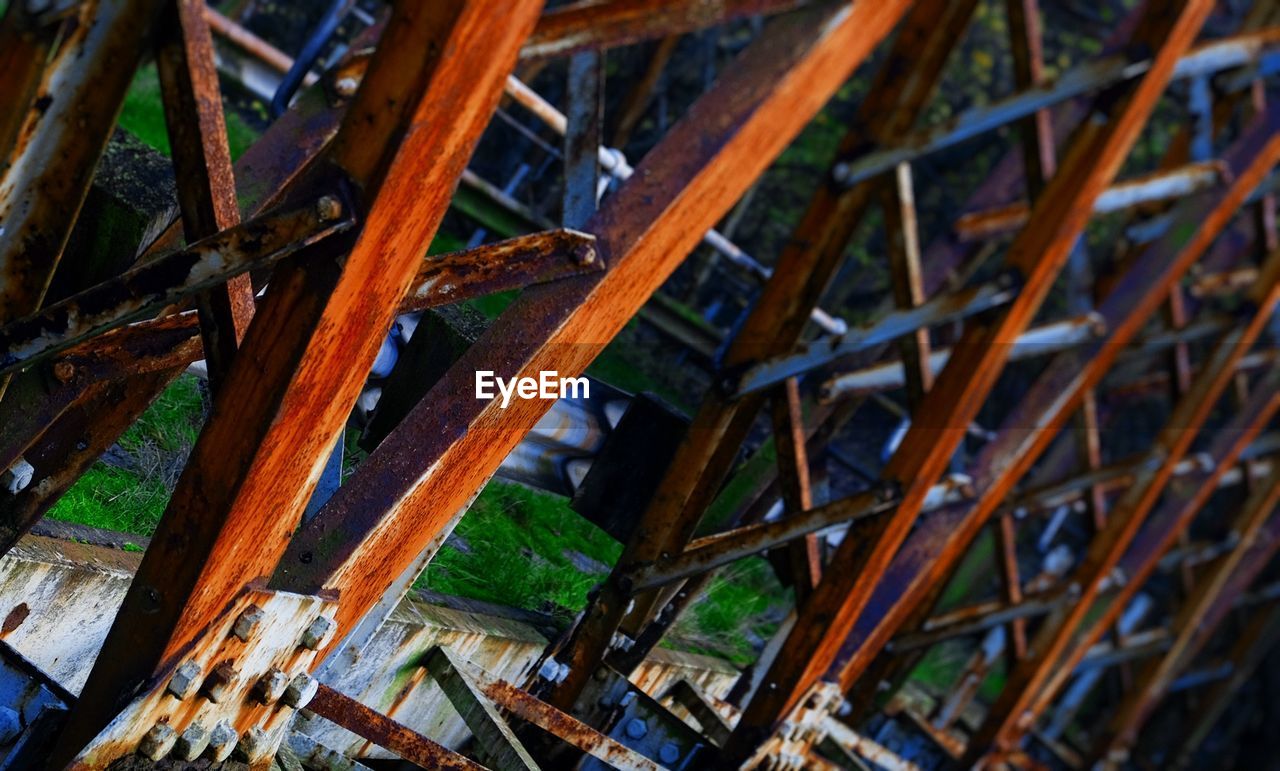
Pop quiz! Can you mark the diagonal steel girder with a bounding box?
[53,0,544,757]
[722,1,1218,762]
[1089,465,1280,763]
[828,102,1280,702]
[271,0,917,699]
[965,245,1280,761]
[525,0,970,717]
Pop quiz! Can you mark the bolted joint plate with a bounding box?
[69,588,338,766]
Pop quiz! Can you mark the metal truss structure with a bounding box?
[0,0,1278,768]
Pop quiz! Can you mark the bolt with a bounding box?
[238,726,271,762]
[138,722,177,760]
[0,707,19,744]
[52,360,75,383]
[254,668,290,704]
[573,243,597,266]
[314,196,343,223]
[659,743,682,764]
[300,615,336,650]
[283,672,319,709]
[203,661,240,703]
[208,721,237,761]
[831,161,852,185]
[624,718,648,740]
[174,723,210,761]
[167,660,202,700]
[334,76,360,98]
[232,604,265,641]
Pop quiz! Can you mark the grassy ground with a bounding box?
[48,374,205,541]
[119,63,258,161]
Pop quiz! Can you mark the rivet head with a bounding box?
[238,726,272,761]
[174,723,210,761]
[232,604,265,642]
[314,196,343,223]
[300,616,336,650]
[334,76,360,98]
[52,361,76,383]
[282,672,319,709]
[138,722,177,760]
[254,668,290,704]
[167,660,202,700]
[208,720,237,761]
[203,661,241,703]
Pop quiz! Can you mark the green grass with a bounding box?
[119,63,259,161]
[417,481,623,620]
[667,557,790,667]
[48,375,206,536]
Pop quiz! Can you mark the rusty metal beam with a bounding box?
[54,0,542,758]
[827,103,1280,703]
[537,0,968,721]
[309,682,487,770]
[521,0,810,59]
[0,0,166,401]
[1090,467,1280,763]
[155,0,255,391]
[728,2,1216,756]
[424,647,540,770]
[272,3,919,717]
[404,229,602,312]
[967,258,1280,759]
[772,377,821,598]
[0,199,352,377]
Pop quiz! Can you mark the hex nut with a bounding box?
[138,722,177,760]
[232,604,265,641]
[208,720,238,761]
[167,660,202,700]
[175,723,210,761]
[314,197,343,223]
[334,76,360,98]
[238,726,271,761]
[300,615,337,650]
[203,661,241,703]
[254,667,290,704]
[282,672,319,709]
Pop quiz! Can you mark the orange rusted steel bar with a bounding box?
[966,257,1280,761]
[773,377,821,599]
[0,11,375,572]
[727,2,1216,756]
[53,0,542,758]
[271,1,921,721]
[1090,467,1280,763]
[827,104,1280,701]
[401,229,602,312]
[533,0,968,718]
[995,512,1029,660]
[521,0,811,59]
[480,674,663,770]
[155,0,256,392]
[881,163,933,409]
[309,683,486,770]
